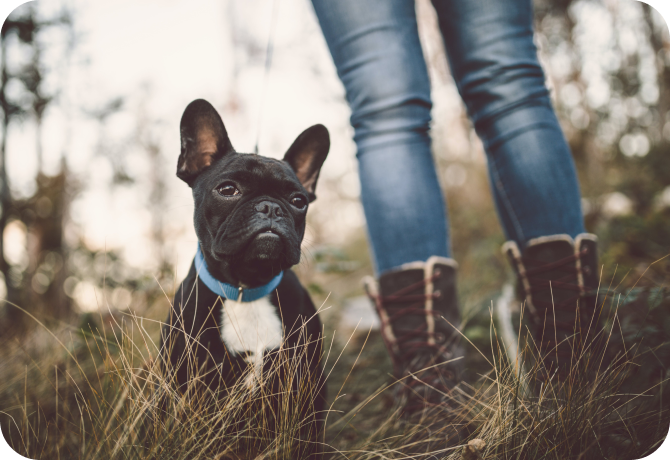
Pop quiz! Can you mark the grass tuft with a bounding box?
[1,271,668,459]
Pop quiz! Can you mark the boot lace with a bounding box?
[366,270,458,408]
[522,247,592,362]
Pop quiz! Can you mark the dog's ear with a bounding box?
[283,124,329,202]
[177,99,234,186]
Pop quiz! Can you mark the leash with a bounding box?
[194,244,283,303]
[190,1,282,306]
[254,0,281,155]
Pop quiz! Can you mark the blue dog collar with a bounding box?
[194,244,284,302]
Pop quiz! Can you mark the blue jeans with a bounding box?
[311,0,586,274]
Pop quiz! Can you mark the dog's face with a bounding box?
[176,99,329,287]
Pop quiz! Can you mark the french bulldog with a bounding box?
[160,99,328,457]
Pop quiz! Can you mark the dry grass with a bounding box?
[1,274,668,459]
[446,300,669,460]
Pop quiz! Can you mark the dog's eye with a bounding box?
[217,183,240,197]
[291,196,307,209]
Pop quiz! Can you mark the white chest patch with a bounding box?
[220,295,283,388]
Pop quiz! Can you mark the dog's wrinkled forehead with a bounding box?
[203,153,303,193]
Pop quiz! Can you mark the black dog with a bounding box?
[160,99,328,456]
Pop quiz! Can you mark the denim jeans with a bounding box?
[311,0,586,274]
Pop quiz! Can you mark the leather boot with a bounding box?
[503,233,600,382]
[364,256,465,435]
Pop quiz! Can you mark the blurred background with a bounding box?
[0,0,669,336]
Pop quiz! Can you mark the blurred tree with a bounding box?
[534,0,670,279]
[0,7,30,321]
[1,4,75,330]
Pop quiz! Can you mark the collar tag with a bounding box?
[194,244,284,303]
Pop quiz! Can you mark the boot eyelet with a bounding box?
[434,269,441,277]
[433,290,441,298]
[584,267,591,275]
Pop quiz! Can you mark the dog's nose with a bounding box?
[255,201,283,218]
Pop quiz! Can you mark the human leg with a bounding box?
[310,0,450,275]
[311,1,465,431]
[431,0,585,246]
[432,0,596,380]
